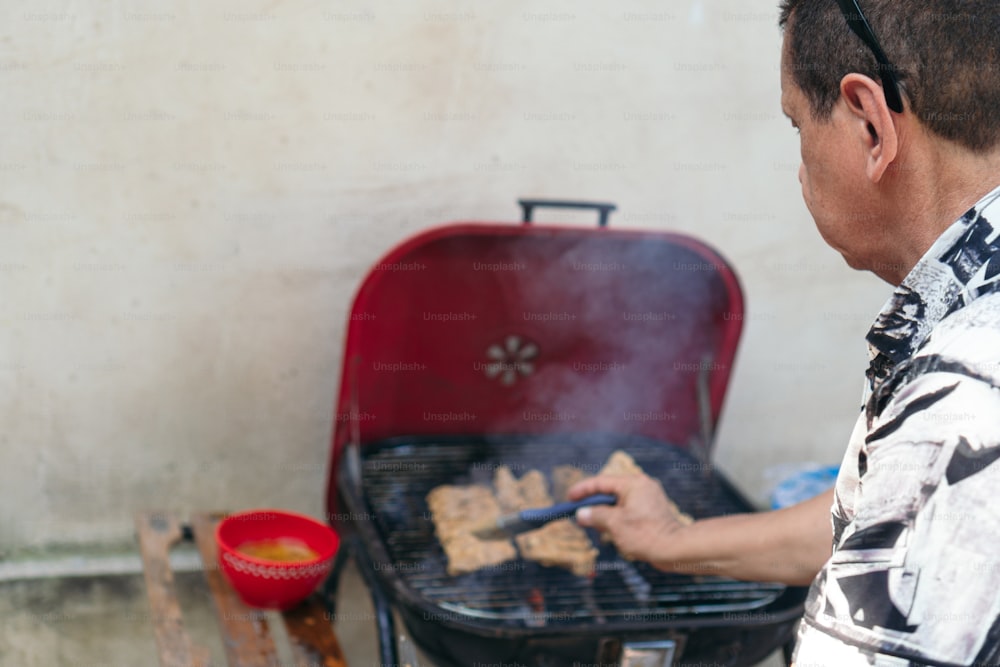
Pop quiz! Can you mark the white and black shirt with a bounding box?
[794,185,1000,667]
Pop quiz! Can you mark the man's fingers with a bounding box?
[575,504,615,530]
[566,477,599,500]
[567,473,633,501]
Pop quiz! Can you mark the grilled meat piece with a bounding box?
[599,449,645,476]
[426,484,517,576]
[494,466,552,511]
[551,465,590,502]
[516,519,599,577]
[437,532,519,576]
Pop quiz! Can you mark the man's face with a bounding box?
[780,37,883,272]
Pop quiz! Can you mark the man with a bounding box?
[569,1,1000,664]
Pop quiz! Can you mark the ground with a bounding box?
[0,555,787,666]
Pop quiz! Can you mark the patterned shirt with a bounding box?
[794,185,1000,667]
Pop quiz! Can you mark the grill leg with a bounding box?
[320,536,353,617]
[782,639,795,666]
[351,540,399,666]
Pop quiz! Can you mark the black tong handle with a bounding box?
[518,493,617,527]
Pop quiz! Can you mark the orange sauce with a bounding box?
[236,538,319,562]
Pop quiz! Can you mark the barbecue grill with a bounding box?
[324,200,807,666]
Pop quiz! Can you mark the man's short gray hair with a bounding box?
[779,0,1000,153]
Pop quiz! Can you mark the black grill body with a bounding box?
[332,434,807,666]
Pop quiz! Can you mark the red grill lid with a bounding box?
[327,202,745,495]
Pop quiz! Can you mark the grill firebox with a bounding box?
[333,434,806,666]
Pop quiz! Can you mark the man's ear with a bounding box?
[840,73,900,183]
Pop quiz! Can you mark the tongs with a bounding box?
[471,494,616,540]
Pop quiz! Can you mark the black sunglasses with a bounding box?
[834,0,904,112]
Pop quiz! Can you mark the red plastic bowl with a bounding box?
[216,509,339,610]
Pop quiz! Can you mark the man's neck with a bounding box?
[877,139,1000,285]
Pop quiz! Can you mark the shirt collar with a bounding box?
[865,185,1000,385]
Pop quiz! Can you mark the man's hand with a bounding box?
[567,473,688,563]
[569,473,834,585]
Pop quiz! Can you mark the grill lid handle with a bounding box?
[518,198,617,227]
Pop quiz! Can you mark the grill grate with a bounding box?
[358,434,787,629]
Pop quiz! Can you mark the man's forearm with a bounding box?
[648,488,834,586]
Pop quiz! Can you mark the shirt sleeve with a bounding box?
[794,370,1000,666]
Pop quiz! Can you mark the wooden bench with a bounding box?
[135,511,348,667]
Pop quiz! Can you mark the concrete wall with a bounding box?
[0,0,888,554]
